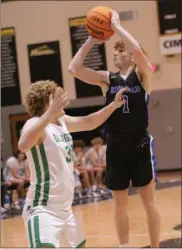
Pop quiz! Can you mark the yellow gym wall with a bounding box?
[2,0,181,102]
[2,1,181,170]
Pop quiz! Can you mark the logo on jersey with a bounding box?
[110,85,141,94]
[111,76,118,79]
[53,133,72,143]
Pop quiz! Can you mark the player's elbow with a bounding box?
[133,45,143,56]
[68,64,77,75]
[18,141,27,153]
[87,115,99,131]
[18,138,29,153]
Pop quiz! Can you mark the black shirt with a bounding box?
[105,70,149,137]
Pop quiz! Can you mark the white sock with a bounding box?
[92,185,97,191]
[119,243,130,248]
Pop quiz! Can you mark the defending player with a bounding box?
[18,80,126,248]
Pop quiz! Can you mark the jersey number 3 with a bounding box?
[122,95,129,113]
[65,145,73,163]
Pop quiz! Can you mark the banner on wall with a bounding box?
[1,27,21,106]
[69,16,107,98]
[27,41,63,87]
[157,0,182,55]
[9,113,30,154]
[159,33,181,55]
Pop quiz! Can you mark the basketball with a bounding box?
[86,6,114,39]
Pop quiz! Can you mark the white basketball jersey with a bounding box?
[86,145,106,168]
[25,119,74,210]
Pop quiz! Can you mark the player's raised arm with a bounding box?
[111,10,153,93]
[68,36,109,87]
[111,10,152,73]
[62,88,127,133]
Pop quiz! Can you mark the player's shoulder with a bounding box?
[21,117,40,134]
[109,71,120,80]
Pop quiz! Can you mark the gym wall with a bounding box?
[1,1,181,170]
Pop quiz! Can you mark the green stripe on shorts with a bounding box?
[31,147,42,207]
[39,143,50,206]
[76,239,86,248]
[32,216,55,248]
[34,216,41,247]
[28,219,33,248]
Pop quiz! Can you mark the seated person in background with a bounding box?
[1,157,12,212]
[5,151,30,207]
[85,137,107,195]
[73,140,94,198]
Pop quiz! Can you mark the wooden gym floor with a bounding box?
[1,172,181,248]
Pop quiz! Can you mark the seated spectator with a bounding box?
[85,137,107,195]
[73,140,93,197]
[1,157,11,213]
[5,151,30,208]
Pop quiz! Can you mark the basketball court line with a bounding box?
[85,231,181,238]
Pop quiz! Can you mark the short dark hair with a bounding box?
[14,150,27,160]
[73,140,85,149]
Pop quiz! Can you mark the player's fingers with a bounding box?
[59,92,69,104]
[54,87,63,99]
[62,100,70,108]
[121,99,126,105]
[119,87,127,95]
[60,92,68,100]
[116,88,127,98]
[49,94,53,106]
[58,94,70,107]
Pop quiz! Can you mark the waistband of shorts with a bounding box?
[109,130,148,138]
[24,199,72,212]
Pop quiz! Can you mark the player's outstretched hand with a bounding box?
[111,10,121,31]
[87,35,109,45]
[48,87,70,120]
[113,88,127,108]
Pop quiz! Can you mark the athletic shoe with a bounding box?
[91,191,102,197]
[12,201,21,210]
[98,188,107,196]
[1,207,7,213]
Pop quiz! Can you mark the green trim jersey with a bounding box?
[25,118,74,210]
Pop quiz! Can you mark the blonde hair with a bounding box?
[114,40,147,56]
[24,80,58,117]
[113,41,148,81]
[91,137,104,146]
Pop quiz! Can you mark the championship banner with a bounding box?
[157,0,182,55]
[27,41,63,87]
[69,16,107,98]
[1,27,21,106]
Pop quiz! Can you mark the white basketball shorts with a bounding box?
[22,202,85,248]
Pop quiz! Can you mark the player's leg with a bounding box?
[139,180,160,247]
[23,205,61,248]
[64,209,86,248]
[105,141,130,246]
[132,134,161,248]
[112,189,129,246]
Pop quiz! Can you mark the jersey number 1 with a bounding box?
[122,95,129,113]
